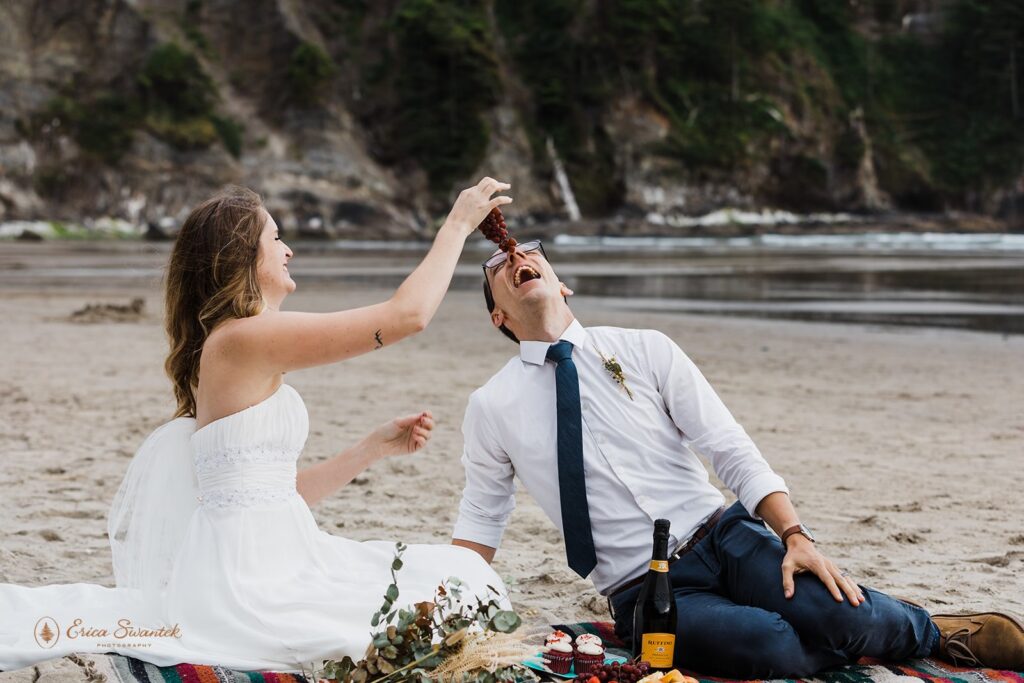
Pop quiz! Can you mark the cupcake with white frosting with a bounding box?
[545,630,573,648]
[543,638,574,674]
[574,638,605,675]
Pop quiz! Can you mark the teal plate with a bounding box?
[523,653,627,679]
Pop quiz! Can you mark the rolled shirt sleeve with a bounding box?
[645,330,789,518]
[452,389,516,548]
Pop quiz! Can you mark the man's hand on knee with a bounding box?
[782,536,865,606]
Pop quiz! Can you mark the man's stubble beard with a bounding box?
[509,289,571,341]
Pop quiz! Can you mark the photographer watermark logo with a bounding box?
[32,616,183,651]
[34,617,60,649]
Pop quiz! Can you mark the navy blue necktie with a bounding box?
[546,340,598,578]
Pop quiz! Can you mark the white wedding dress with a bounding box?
[0,382,509,673]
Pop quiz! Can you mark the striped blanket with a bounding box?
[557,622,1024,683]
[54,652,316,683]
[42,621,1024,683]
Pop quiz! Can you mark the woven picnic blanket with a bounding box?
[553,622,1024,683]
[40,622,1024,683]
[79,653,316,682]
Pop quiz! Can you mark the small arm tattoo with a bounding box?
[373,329,384,349]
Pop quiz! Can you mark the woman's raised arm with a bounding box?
[220,177,511,374]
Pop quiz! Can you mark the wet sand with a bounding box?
[1,261,1022,677]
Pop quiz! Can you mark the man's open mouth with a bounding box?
[513,265,541,288]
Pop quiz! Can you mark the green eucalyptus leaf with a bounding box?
[489,610,522,633]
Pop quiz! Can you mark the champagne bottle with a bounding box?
[631,518,677,667]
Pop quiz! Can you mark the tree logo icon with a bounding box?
[34,617,60,649]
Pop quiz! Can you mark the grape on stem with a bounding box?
[477,207,519,255]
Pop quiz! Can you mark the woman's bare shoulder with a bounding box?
[203,313,265,363]
[196,320,281,429]
[203,314,279,365]
[207,314,264,343]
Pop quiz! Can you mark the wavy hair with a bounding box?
[164,185,268,418]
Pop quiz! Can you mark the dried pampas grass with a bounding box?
[429,629,543,681]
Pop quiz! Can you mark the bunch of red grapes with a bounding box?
[477,207,517,253]
[576,660,652,683]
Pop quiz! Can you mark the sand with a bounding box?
[1,246,1022,679]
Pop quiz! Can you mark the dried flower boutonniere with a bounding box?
[594,344,634,400]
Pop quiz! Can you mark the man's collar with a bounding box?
[519,318,587,365]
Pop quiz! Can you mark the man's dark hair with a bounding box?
[483,274,520,344]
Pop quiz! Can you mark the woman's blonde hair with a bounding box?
[164,185,268,418]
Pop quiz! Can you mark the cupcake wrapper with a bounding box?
[574,651,604,675]
[544,650,573,675]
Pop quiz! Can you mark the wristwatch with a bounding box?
[781,523,815,547]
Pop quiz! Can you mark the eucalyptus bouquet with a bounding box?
[318,543,539,683]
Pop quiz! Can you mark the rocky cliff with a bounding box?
[1,0,1021,237]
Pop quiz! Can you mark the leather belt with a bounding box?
[608,505,726,601]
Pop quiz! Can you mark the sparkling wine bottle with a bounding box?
[631,518,678,668]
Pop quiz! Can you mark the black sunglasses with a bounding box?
[481,240,546,278]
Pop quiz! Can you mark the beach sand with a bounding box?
[1,263,1023,678]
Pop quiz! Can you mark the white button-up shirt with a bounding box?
[452,319,789,595]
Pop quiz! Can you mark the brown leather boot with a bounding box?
[932,612,1024,670]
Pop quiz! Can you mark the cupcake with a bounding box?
[545,630,573,648]
[574,639,605,675]
[543,640,574,674]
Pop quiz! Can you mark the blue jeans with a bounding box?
[609,502,940,678]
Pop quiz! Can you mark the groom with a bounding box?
[451,240,1024,677]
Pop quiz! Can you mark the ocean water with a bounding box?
[314,232,1024,335]
[2,233,1022,335]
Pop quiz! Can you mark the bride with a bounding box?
[0,178,515,674]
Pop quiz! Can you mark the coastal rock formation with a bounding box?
[0,0,1020,236]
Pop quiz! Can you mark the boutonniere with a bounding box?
[594,344,634,400]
